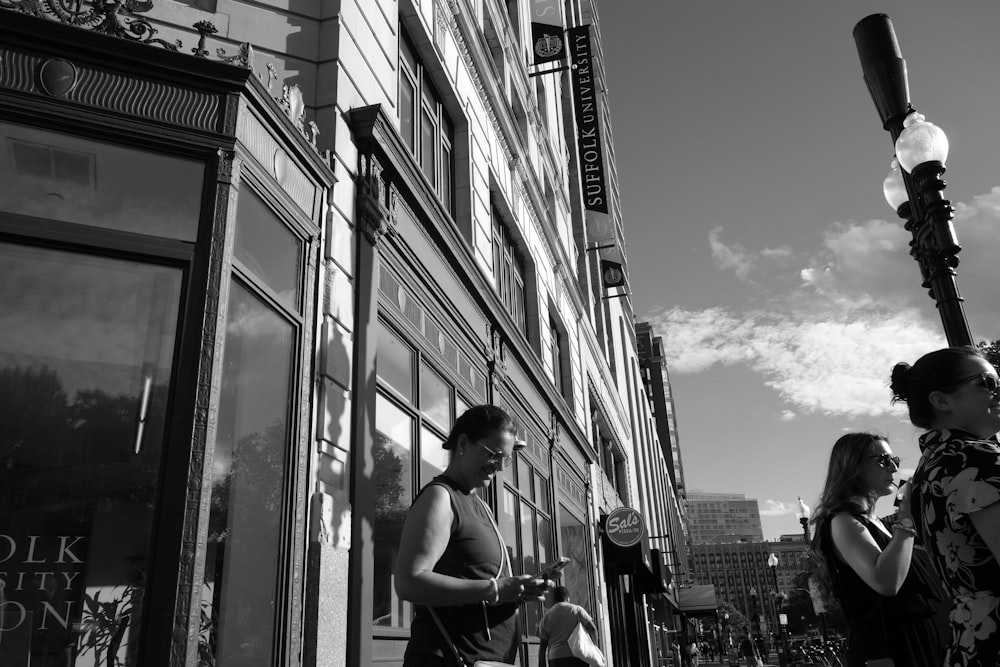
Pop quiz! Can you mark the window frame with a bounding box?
[372,316,462,637]
[491,205,527,331]
[398,29,455,217]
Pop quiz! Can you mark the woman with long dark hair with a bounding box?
[810,432,948,666]
[891,346,1000,666]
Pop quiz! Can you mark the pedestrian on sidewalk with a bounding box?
[891,347,1000,666]
[811,431,948,667]
[537,585,599,667]
[395,406,552,667]
[687,640,700,667]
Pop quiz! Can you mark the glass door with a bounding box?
[0,241,183,667]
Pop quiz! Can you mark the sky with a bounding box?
[594,1,1000,539]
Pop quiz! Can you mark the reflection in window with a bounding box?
[558,505,594,614]
[377,324,414,402]
[0,242,182,667]
[499,488,518,575]
[203,281,294,665]
[0,122,203,241]
[419,364,451,428]
[419,427,449,487]
[234,189,301,310]
[373,394,414,628]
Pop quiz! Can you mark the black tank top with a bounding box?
[404,475,519,664]
[818,508,946,665]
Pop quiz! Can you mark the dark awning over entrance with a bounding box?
[677,585,719,614]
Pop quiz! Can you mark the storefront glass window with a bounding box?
[372,394,414,628]
[419,364,451,429]
[0,242,182,667]
[203,280,294,664]
[558,505,594,614]
[499,488,518,575]
[234,189,301,310]
[0,122,202,241]
[419,426,449,487]
[377,324,414,402]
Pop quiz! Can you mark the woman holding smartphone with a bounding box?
[810,432,948,666]
[395,405,552,667]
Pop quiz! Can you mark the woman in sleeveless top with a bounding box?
[890,347,1000,666]
[395,405,553,666]
[811,432,948,667]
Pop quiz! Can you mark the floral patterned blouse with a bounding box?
[913,428,1000,667]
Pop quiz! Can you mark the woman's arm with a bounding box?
[394,485,538,606]
[394,485,495,606]
[829,512,913,596]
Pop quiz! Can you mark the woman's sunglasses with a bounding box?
[869,453,901,469]
[939,373,1000,396]
[473,441,513,469]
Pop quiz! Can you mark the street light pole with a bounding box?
[853,13,973,347]
[768,553,788,667]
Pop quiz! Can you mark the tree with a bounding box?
[716,598,748,635]
[978,340,1000,371]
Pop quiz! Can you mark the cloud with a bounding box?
[780,410,797,421]
[708,229,797,284]
[709,226,755,281]
[760,500,794,516]
[646,187,1000,417]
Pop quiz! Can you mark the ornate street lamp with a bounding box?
[768,553,789,667]
[796,498,811,543]
[853,14,973,346]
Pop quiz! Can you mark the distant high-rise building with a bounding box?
[688,537,811,632]
[686,491,765,544]
[636,323,688,499]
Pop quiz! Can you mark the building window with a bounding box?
[491,206,526,330]
[372,321,463,630]
[399,29,455,216]
[495,423,551,637]
[203,184,311,664]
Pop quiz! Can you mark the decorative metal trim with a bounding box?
[0,47,222,131]
[0,0,181,51]
[357,153,396,246]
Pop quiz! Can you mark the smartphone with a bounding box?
[536,557,571,580]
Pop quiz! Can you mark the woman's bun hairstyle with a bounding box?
[442,404,516,451]
[889,362,913,403]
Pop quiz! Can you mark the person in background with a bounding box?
[810,432,948,667]
[537,585,598,667]
[687,640,700,667]
[738,634,755,667]
[671,641,682,667]
[395,405,552,667]
[891,346,1000,666]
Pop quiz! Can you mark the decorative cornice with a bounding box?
[0,0,181,51]
[0,45,223,130]
[356,153,397,246]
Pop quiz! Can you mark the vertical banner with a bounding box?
[600,260,626,289]
[569,25,621,263]
[530,0,565,66]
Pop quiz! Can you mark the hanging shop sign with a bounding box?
[605,506,644,548]
[530,0,564,66]
[600,260,626,289]
[569,25,621,264]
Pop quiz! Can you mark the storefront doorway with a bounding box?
[0,120,202,667]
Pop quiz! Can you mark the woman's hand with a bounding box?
[896,480,913,522]
[496,575,553,604]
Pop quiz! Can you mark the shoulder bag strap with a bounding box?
[428,607,468,667]
[474,493,510,578]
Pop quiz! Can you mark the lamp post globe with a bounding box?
[853,13,973,347]
[796,498,811,542]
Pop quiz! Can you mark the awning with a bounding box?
[600,511,655,582]
[677,585,718,614]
